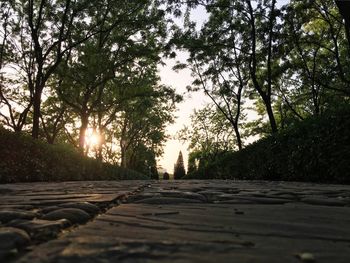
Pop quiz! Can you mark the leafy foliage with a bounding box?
[0,0,180,177]
[0,127,148,183]
[187,107,350,184]
[171,0,350,183]
[178,104,238,155]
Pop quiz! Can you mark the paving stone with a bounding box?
[270,190,299,196]
[214,199,256,204]
[0,227,30,251]
[197,191,224,198]
[220,196,291,204]
[0,210,37,223]
[135,197,203,204]
[272,194,299,200]
[41,208,91,224]
[1,180,350,262]
[215,193,241,201]
[126,193,162,202]
[58,202,100,215]
[16,202,350,263]
[41,206,61,214]
[7,219,70,239]
[0,205,34,210]
[301,197,347,207]
[159,191,207,202]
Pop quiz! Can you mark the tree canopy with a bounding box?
[168,0,350,174]
[1,0,349,178]
[0,0,181,176]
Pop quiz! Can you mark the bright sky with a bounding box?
[157,6,209,173]
[158,54,210,173]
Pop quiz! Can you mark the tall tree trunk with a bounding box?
[264,97,278,133]
[96,130,104,162]
[96,110,104,162]
[266,0,278,133]
[247,0,278,134]
[79,113,89,152]
[120,119,128,168]
[31,88,43,138]
[345,23,350,59]
[233,124,242,151]
[120,143,127,168]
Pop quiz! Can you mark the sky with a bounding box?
[157,54,210,173]
[157,7,209,173]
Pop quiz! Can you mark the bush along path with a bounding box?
[1,180,350,262]
[0,128,148,183]
[187,107,350,183]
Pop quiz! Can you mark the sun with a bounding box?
[85,128,101,147]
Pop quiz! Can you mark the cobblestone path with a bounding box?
[1,180,350,262]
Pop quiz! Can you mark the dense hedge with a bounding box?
[187,107,350,184]
[0,128,149,183]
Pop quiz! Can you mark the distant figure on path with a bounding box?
[163,172,170,180]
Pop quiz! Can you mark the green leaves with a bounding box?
[187,106,350,183]
[0,127,148,182]
[180,104,238,156]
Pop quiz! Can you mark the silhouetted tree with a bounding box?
[178,105,238,155]
[173,151,186,179]
[163,172,169,180]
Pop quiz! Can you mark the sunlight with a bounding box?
[85,128,101,147]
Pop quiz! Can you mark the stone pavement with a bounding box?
[1,180,350,262]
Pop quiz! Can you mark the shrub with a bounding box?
[186,107,350,184]
[0,128,149,183]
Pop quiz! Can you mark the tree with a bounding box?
[54,0,167,153]
[171,0,285,138]
[25,0,117,138]
[118,84,180,173]
[1,0,160,138]
[280,0,350,120]
[0,1,33,132]
[179,104,238,153]
[40,89,67,144]
[172,0,248,150]
[0,0,181,179]
[187,151,199,177]
[178,104,237,178]
[173,151,186,179]
[244,0,283,133]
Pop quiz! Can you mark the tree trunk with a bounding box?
[264,97,278,133]
[120,143,127,168]
[96,145,103,161]
[79,113,89,152]
[247,0,278,135]
[96,131,104,162]
[345,23,350,60]
[233,124,242,151]
[31,88,43,139]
